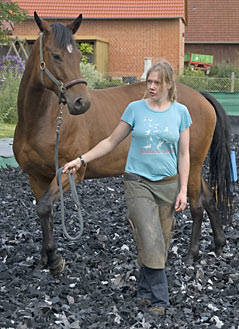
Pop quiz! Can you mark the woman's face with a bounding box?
[146,71,170,102]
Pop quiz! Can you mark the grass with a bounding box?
[0,122,16,138]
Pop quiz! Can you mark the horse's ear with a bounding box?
[67,14,82,34]
[34,11,50,33]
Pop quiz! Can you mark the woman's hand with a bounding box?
[175,191,187,212]
[63,157,82,174]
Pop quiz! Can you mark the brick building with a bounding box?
[11,0,187,78]
[185,0,239,67]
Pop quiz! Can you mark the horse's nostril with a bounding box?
[69,97,90,115]
[74,97,83,109]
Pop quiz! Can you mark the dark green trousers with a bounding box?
[123,172,179,269]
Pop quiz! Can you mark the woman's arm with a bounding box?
[63,120,131,174]
[175,127,190,212]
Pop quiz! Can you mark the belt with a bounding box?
[123,172,178,184]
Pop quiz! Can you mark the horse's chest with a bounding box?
[17,141,54,176]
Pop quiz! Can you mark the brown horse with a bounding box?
[13,13,233,275]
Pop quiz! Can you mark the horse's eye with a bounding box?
[52,53,62,61]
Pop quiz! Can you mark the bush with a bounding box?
[80,63,123,89]
[183,65,205,77]
[0,56,25,124]
[209,63,239,78]
[80,62,106,89]
[94,79,123,89]
[0,71,21,123]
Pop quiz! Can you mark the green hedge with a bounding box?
[0,72,21,123]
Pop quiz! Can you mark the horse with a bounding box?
[13,12,233,276]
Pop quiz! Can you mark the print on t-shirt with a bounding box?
[141,117,175,154]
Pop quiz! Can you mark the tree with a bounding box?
[0,1,27,43]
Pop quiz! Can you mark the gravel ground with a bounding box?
[0,133,238,329]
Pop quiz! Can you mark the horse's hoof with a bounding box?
[50,257,65,276]
[184,255,194,265]
[37,255,48,269]
[215,246,224,257]
[37,262,48,270]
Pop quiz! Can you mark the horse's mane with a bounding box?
[50,23,76,49]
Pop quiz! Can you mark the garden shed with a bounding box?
[10,0,187,78]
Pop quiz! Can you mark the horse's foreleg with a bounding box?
[36,190,65,275]
[29,175,52,269]
[36,170,85,275]
[201,178,226,256]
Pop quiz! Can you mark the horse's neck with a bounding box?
[23,50,43,90]
[17,54,55,128]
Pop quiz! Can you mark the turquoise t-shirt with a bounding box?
[121,99,192,181]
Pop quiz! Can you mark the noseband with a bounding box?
[39,32,87,104]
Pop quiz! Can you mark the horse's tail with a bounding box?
[200,91,234,224]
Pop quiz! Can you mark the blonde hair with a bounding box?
[145,59,177,102]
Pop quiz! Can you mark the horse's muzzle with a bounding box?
[67,97,91,115]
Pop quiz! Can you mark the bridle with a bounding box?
[39,32,87,104]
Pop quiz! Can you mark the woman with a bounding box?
[63,59,192,316]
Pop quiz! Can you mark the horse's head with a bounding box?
[34,12,91,115]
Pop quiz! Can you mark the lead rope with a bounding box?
[55,104,84,240]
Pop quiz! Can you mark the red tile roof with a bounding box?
[16,0,185,19]
[185,0,239,43]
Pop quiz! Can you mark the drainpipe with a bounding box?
[140,57,152,81]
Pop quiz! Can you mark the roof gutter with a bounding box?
[186,41,239,44]
[30,16,184,20]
